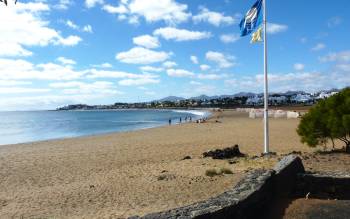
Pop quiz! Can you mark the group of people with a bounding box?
[168,116,192,125]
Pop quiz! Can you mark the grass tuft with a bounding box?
[220,167,233,174]
[205,167,233,177]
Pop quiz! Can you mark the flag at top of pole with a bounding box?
[239,0,263,37]
[239,0,270,154]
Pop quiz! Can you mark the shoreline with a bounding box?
[0,109,212,147]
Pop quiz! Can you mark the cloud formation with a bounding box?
[116,47,170,64]
[154,27,211,41]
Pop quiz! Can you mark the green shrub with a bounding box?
[205,169,220,177]
[205,167,233,177]
[297,88,350,152]
[220,167,233,174]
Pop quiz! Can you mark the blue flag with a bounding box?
[239,0,263,37]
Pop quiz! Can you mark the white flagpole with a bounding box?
[263,0,269,154]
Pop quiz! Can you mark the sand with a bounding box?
[0,110,312,218]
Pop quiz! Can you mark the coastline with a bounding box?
[0,109,310,218]
[0,108,212,147]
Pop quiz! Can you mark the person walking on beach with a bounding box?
[179,117,182,123]
[169,118,171,125]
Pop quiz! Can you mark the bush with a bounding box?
[205,167,233,177]
[205,169,220,177]
[220,167,233,174]
[297,88,350,152]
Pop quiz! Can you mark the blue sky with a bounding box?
[0,0,349,110]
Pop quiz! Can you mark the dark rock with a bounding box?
[203,145,245,159]
[229,160,238,164]
[182,155,192,160]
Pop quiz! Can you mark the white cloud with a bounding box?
[190,81,202,85]
[56,57,76,65]
[56,35,82,46]
[197,74,226,80]
[118,78,160,86]
[193,7,236,26]
[206,51,235,68]
[0,94,115,111]
[55,0,72,10]
[102,0,190,25]
[0,80,32,86]
[220,34,240,43]
[294,63,305,71]
[128,0,191,24]
[0,58,83,80]
[162,61,177,68]
[116,47,170,64]
[190,55,199,64]
[200,64,211,71]
[267,23,288,34]
[85,0,104,8]
[140,66,163,72]
[86,69,159,83]
[0,87,50,94]
[82,25,93,33]
[231,71,350,93]
[91,63,113,68]
[336,64,350,72]
[66,20,79,30]
[133,35,160,49]
[0,42,32,57]
[0,2,82,57]
[311,43,326,51]
[102,4,128,14]
[167,69,194,77]
[154,27,211,42]
[50,81,122,95]
[65,20,93,33]
[319,51,350,62]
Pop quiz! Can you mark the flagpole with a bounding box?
[263,0,269,154]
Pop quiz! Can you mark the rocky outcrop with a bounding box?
[203,145,245,159]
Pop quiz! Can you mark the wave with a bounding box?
[171,110,210,117]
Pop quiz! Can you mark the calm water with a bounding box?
[0,110,208,145]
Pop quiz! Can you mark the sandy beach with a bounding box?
[0,110,312,218]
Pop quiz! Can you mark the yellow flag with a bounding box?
[251,27,263,43]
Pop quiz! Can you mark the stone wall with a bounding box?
[130,155,305,219]
[130,155,350,219]
[296,172,350,200]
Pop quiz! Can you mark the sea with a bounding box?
[0,109,209,146]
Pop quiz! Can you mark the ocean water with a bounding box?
[0,110,208,146]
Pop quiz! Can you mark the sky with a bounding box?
[0,0,350,110]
